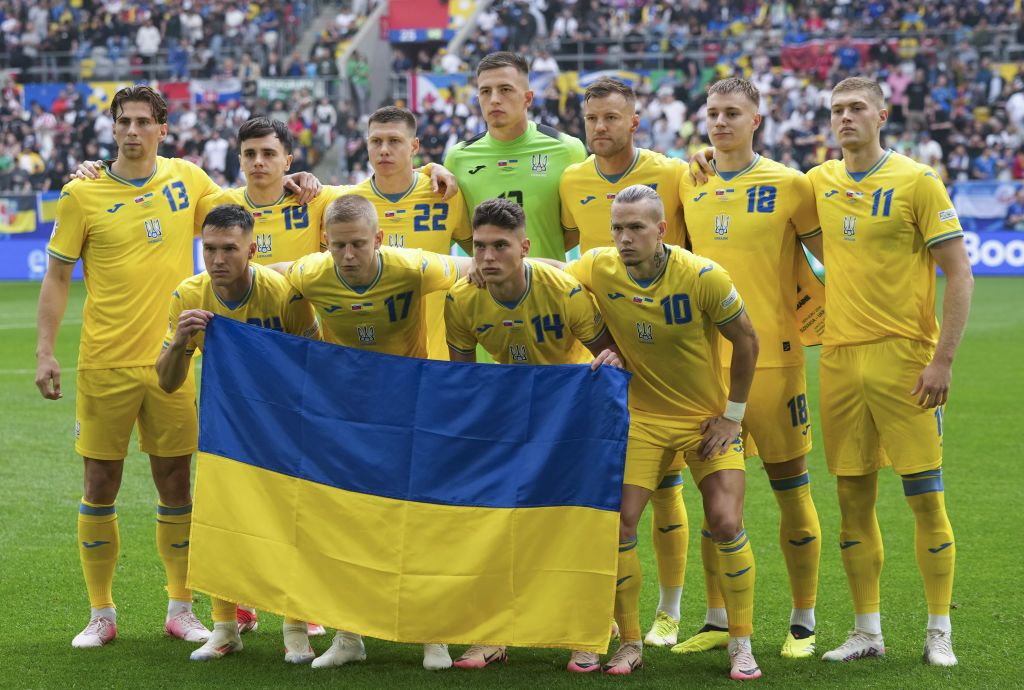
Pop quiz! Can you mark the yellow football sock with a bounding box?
[715,529,755,637]
[700,519,726,610]
[650,474,687,589]
[837,474,884,615]
[78,499,120,609]
[211,597,237,624]
[614,536,643,642]
[770,471,821,610]
[903,469,955,616]
[156,502,192,602]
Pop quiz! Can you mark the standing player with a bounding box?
[444,51,587,260]
[35,85,223,648]
[276,194,472,671]
[349,106,473,360]
[559,77,690,649]
[155,204,321,663]
[808,78,972,666]
[563,185,762,680]
[194,117,335,266]
[677,78,824,659]
[444,198,622,672]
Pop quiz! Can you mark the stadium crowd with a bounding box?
[397,1,1024,183]
[0,0,385,192]
[6,0,1024,192]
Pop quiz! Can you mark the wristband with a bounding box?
[723,400,746,423]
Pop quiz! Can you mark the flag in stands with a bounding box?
[188,317,630,652]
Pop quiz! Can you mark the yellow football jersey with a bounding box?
[47,157,222,370]
[560,148,686,253]
[349,172,472,361]
[807,150,963,347]
[681,154,820,367]
[195,187,334,264]
[164,262,319,354]
[286,246,460,357]
[445,259,606,365]
[566,246,745,421]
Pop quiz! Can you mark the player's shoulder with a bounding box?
[806,159,840,184]
[562,154,595,180]
[217,186,245,204]
[669,244,726,276]
[888,150,941,182]
[446,274,477,301]
[294,250,333,275]
[162,156,204,178]
[637,147,680,169]
[451,130,488,152]
[174,270,210,301]
[380,245,428,270]
[252,261,289,288]
[527,258,575,290]
[756,155,800,178]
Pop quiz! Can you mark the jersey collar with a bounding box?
[243,188,288,208]
[212,267,256,311]
[370,172,419,204]
[625,245,671,289]
[712,154,760,181]
[845,149,893,182]
[490,262,533,310]
[335,250,383,294]
[103,160,159,188]
[484,121,536,148]
[594,148,641,184]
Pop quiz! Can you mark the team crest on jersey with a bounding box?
[531,154,549,175]
[843,215,857,240]
[636,321,654,343]
[387,234,405,247]
[497,159,519,170]
[144,218,163,243]
[256,233,272,254]
[509,344,529,361]
[714,214,730,239]
[356,324,376,344]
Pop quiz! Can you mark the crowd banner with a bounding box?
[188,317,630,653]
[950,181,1023,232]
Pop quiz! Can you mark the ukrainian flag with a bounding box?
[189,317,630,652]
[0,195,37,233]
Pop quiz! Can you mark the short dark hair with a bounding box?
[473,197,526,232]
[110,85,168,124]
[203,204,254,235]
[584,78,636,107]
[325,194,378,230]
[477,51,529,77]
[368,106,417,135]
[238,116,294,153]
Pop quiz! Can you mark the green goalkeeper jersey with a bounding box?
[445,121,587,260]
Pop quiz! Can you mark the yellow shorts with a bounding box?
[75,366,198,461]
[626,416,745,490]
[725,365,813,463]
[820,338,943,476]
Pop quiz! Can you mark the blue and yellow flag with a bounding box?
[189,317,629,652]
[0,195,37,233]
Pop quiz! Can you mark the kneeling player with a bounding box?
[562,185,762,680]
[444,197,621,672]
[156,205,320,662]
[277,194,472,670]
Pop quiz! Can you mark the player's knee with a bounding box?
[83,459,123,504]
[763,455,807,480]
[706,514,743,543]
[151,456,193,505]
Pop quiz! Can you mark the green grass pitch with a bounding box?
[1,278,1020,688]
